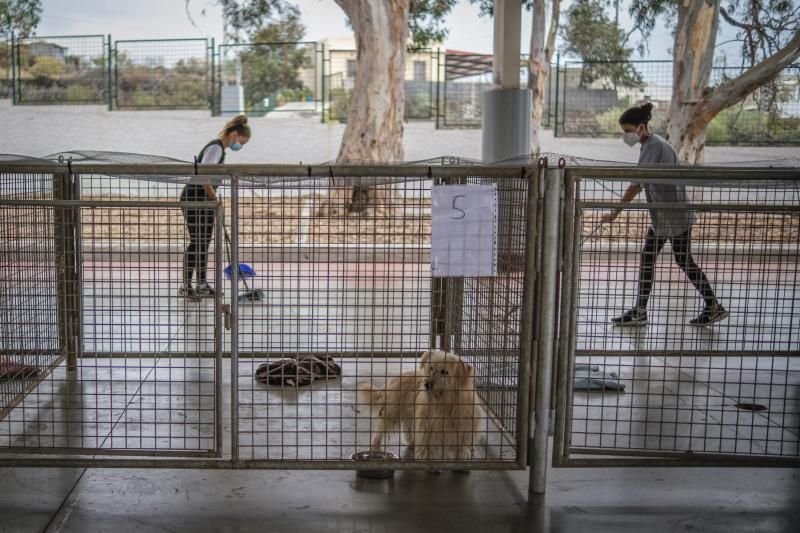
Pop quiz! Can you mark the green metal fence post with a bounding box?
[554,53,560,137]
[107,35,112,111]
[113,43,118,109]
[320,44,326,123]
[10,31,16,105]
[210,37,216,116]
[435,49,441,129]
[561,60,568,136]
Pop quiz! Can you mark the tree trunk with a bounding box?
[667,0,800,164]
[665,0,721,164]
[320,0,409,215]
[527,0,560,155]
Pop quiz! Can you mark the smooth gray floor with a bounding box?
[2,254,799,532]
[1,461,799,532]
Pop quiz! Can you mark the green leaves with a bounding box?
[560,0,643,88]
[0,0,42,37]
[409,0,458,49]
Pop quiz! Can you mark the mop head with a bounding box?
[238,289,266,302]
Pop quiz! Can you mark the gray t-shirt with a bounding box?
[637,134,694,237]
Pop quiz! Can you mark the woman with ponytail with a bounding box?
[604,103,728,327]
[179,115,251,299]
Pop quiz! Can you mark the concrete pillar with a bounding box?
[482,0,531,163]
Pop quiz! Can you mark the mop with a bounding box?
[222,224,266,303]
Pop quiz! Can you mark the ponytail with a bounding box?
[619,102,654,127]
[220,114,251,138]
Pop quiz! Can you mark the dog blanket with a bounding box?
[0,357,40,380]
[255,354,342,387]
[573,364,626,391]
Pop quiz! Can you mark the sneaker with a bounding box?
[690,304,729,326]
[611,307,648,327]
[178,286,199,300]
[195,283,216,298]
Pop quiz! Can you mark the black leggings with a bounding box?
[635,228,717,309]
[182,207,215,286]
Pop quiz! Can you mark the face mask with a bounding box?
[622,131,640,147]
[229,142,242,151]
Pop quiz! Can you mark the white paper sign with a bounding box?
[431,184,498,277]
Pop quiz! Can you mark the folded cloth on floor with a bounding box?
[0,357,40,380]
[255,354,342,387]
[573,364,625,391]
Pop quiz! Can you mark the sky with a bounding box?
[34,0,694,60]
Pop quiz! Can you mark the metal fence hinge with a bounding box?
[222,304,231,331]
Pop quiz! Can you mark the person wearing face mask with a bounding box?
[602,102,728,327]
[179,115,251,299]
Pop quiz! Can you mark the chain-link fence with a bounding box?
[12,34,107,104]
[551,60,800,145]
[113,38,210,110]
[216,42,320,117]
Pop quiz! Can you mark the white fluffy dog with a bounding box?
[358,350,482,461]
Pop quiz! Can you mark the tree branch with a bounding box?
[719,6,755,32]
[545,0,560,64]
[706,27,800,116]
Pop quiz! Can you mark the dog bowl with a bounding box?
[350,451,399,479]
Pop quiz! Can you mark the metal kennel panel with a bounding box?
[230,166,537,469]
[0,164,224,457]
[0,169,61,425]
[554,166,800,467]
[0,162,536,471]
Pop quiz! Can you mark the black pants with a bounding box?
[635,228,717,309]
[182,207,215,286]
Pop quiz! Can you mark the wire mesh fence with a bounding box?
[216,42,320,117]
[113,38,210,110]
[12,34,107,104]
[3,158,798,472]
[0,164,223,454]
[0,169,60,424]
[552,60,800,145]
[0,159,535,469]
[324,49,438,123]
[554,167,800,466]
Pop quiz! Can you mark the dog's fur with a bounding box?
[358,350,481,461]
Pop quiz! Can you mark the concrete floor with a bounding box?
[1,255,799,531]
[1,461,799,532]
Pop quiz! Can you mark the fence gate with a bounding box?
[12,34,107,105]
[113,38,210,110]
[553,166,800,467]
[0,166,224,457]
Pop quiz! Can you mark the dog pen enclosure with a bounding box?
[0,161,540,471]
[0,160,798,484]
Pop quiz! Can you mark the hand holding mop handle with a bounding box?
[581,208,621,245]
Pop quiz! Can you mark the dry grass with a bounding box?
[3,197,797,246]
[581,211,800,244]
